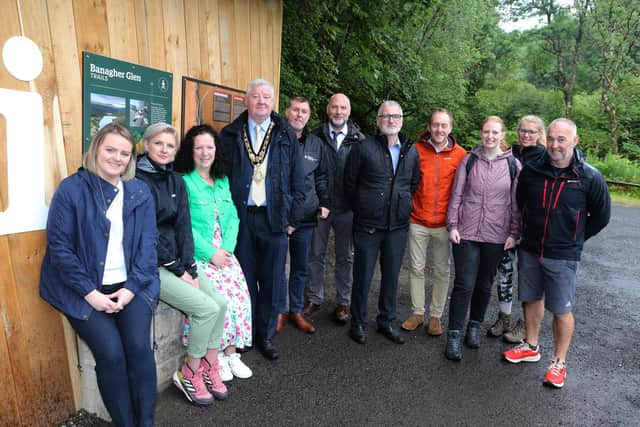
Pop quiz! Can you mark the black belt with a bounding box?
[247,206,267,213]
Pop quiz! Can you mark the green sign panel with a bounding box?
[82,52,172,151]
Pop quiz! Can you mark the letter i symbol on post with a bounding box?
[0,36,48,235]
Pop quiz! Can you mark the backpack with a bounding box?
[465,152,518,185]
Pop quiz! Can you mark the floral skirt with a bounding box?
[198,258,252,350]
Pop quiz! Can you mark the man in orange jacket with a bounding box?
[401,109,467,335]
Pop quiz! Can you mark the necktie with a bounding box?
[254,125,262,152]
[332,131,341,150]
[251,125,267,206]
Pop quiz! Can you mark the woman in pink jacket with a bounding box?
[445,115,521,361]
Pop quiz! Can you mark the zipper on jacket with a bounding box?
[539,178,556,258]
[573,209,581,241]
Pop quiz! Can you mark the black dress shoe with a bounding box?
[258,339,279,360]
[349,325,367,344]
[377,325,405,344]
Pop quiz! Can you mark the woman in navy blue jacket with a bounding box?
[40,123,159,427]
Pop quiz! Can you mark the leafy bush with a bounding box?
[590,154,640,184]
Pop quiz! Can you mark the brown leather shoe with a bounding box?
[289,313,316,334]
[276,313,288,333]
[302,302,321,317]
[401,314,424,331]
[426,316,443,336]
[334,304,350,324]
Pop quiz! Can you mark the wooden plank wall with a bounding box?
[0,0,282,424]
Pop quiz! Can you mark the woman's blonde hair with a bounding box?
[518,115,547,147]
[142,122,179,151]
[83,122,137,181]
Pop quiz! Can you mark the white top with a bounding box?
[102,180,127,285]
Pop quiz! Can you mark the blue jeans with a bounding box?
[279,226,314,314]
[67,285,156,427]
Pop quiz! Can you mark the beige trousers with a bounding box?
[407,223,451,318]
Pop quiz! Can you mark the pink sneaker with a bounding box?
[503,342,541,363]
[201,357,229,400]
[544,359,567,388]
[172,364,214,406]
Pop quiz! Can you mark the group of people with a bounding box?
[39,77,611,426]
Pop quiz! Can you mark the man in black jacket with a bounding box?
[219,79,305,360]
[276,97,329,334]
[304,93,366,324]
[503,118,611,388]
[344,100,420,345]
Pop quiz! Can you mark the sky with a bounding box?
[498,0,574,33]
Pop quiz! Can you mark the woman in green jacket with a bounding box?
[175,124,253,382]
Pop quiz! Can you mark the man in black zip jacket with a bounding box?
[344,100,420,345]
[304,93,366,324]
[275,96,329,334]
[503,118,611,389]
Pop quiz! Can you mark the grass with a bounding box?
[590,154,640,184]
[610,188,640,207]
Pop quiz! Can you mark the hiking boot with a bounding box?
[488,312,511,337]
[173,364,214,406]
[544,359,567,388]
[503,342,541,363]
[426,317,443,336]
[401,314,424,331]
[201,357,228,400]
[503,318,526,343]
[445,330,462,361]
[465,320,481,348]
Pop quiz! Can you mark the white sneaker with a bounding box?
[227,353,253,379]
[217,353,233,382]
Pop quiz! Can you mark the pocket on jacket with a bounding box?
[397,191,412,222]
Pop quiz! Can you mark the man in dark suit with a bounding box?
[220,79,305,360]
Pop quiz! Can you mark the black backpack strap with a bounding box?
[465,152,477,176]
[466,152,517,184]
[507,155,517,183]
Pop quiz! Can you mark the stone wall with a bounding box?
[79,301,185,421]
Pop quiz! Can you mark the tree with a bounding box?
[587,0,640,154]
[503,0,591,117]
[280,0,499,137]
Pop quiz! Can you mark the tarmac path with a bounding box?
[154,204,640,426]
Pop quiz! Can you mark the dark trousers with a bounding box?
[307,210,354,305]
[448,240,505,331]
[235,209,288,341]
[67,287,156,427]
[350,227,408,328]
[279,226,314,314]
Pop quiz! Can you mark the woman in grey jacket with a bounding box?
[445,116,521,361]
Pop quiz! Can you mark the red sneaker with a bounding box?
[503,342,541,363]
[544,359,567,388]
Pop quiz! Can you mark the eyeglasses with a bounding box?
[518,129,538,135]
[378,114,403,120]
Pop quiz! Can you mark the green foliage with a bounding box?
[280,0,499,136]
[280,0,639,167]
[590,154,640,184]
